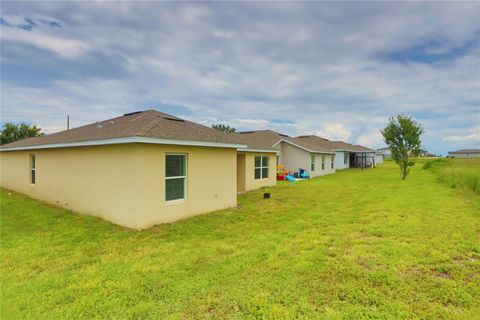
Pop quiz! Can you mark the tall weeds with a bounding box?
[423,158,480,196]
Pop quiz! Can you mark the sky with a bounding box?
[1,1,479,155]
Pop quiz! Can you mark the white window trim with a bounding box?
[311,154,315,172]
[322,155,325,170]
[165,153,187,203]
[254,156,269,180]
[331,156,334,169]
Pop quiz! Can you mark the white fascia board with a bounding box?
[273,139,335,155]
[334,148,375,153]
[312,151,336,155]
[334,148,364,153]
[271,140,283,149]
[238,148,280,154]
[0,136,247,152]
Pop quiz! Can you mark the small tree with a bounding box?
[381,115,423,179]
[212,124,236,133]
[0,122,43,145]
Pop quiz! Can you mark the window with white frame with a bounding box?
[331,156,334,169]
[30,154,36,184]
[165,154,187,202]
[344,152,348,165]
[254,156,269,179]
[321,155,325,170]
[311,154,315,171]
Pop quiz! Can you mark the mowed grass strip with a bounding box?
[1,162,479,319]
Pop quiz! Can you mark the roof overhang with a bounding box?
[0,136,247,152]
[237,148,280,154]
[333,149,375,153]
[272,139,336,155]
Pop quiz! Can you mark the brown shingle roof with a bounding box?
[330,140,375,152]
[1,110,246,150]
[234,130,334,153]
[234,130,285,150]
[296,135,374,152]
[448,149,480,154]
[281,136,334,153]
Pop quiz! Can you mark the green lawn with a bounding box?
[1,161,479,319]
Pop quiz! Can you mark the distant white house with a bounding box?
[295,136,379,169]
[377,147,391,160]
[447,149,480,158]
[374,152,384,164]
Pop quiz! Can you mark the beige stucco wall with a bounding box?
[279,142,335,177]
[236,154,246,192]
[311,153,335,177]
[335,151,350,170]
[136,144,237,227]
[280,142,310,174]
[237,152,276,192]
[0,143,238,229]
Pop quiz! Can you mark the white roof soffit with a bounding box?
[237,148,280,154]
[0,136,248,151]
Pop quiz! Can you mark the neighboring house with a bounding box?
[233,133,278,193]
[296,136,379,169]
[374,151,385,165]
[447,149,480,158]
[235,130,336,178]
[0,110,250,229]
[377,147,392,160]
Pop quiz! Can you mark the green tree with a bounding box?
[212,124,236,133]
[381,115,424,179]
[0,122,43,145]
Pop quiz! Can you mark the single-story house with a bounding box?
[377,147,391,160]
[447,149,480,158]
[295,135,380,169]
[0,110,255,229]
[235,130,336,178]
[374,151,385,165]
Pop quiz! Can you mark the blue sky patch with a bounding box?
[1,2,479,155]
[382,36,479,64]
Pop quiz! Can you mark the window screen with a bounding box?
[165,154,186,201]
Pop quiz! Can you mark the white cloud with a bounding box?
[1,2,479,154]
[315,123,352,141]
[356,128,384,148]
[1,19,89,58]
[443,125,480,142]
[232,118,271,127]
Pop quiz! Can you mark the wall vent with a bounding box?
[123,111,143,116]
[163,116,185,122]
